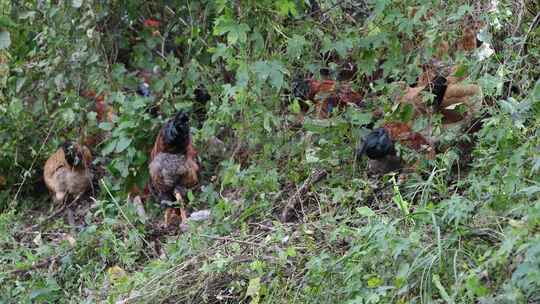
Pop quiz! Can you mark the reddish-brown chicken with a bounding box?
[44,141,93,203]
[400,74,482,125]
[292,78,363,118]
[149,111,200,228]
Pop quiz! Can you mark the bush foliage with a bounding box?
[0,0,539,303]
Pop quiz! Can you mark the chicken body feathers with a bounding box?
[44,142,93,204]
[149,153,199,204]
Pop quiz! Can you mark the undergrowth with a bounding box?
[0,0,539,303]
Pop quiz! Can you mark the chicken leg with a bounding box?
[174,189,188,224]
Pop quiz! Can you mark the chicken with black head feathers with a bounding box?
[44,141,93,204]
[357,128,403,175]
[149,111,200,229]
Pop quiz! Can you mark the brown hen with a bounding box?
[44,141,93,204]
[292,78,363,118]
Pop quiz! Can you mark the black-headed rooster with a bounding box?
[148,111,200,229]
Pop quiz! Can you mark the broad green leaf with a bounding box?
[213,16,250,45]
[0,31,11,49]
[236,62,250,88]
[62,108,75,124]
[276,0,297,17]
[9,99,23,115]
[251,31,265,55]
[102,140,117,156]
[72,0,83,8]
[348,110,372,126]
[114,159,129,178]
[356,206,375,217]
[209,43,231,62]
[453,64,469,78]
[334,38,353,58]
[115,137,132,153]
[287,34,307,60]
[253,60,286,90]
[0,16,16,28]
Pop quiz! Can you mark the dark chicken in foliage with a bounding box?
[291,77,363,118]
[359,72,482,174]
[356,77,448,174]
[44,141,93,204]
[149,111,200,228]
[356,125,430,175]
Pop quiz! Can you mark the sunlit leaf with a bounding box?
[0,31,11,49]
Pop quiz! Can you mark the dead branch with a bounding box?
[281,168,328,222]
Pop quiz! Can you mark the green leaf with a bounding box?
[115,137,132,153]
[466,275,488,297]
[102,140,117,156]
[433,274,454,303]
[209,43,231,62]
[356,206,375,217]
[399,103,415,122]
[15,77,26,94]
[253,60,286,90]
[348,110,372,126]
[72,0,83,8]
[276,0,298,17]
[30,288,55,300]
[9,99,23,115]
[290,100,301,114]
[0,31,11,49]
[533,79,540,102]
[286,246,297,257]
[187,190,195,202]
[367,276,383,288]
[246,277,261,304]
[519,185,540,196]
[213,16,250,45]
[287,34,307,60]
[98,122,113,131]
[0,16,17,28]
[236,62,250,88]
[392,177,409,216]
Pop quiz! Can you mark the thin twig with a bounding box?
[281,168,328,222]
[200,234,262,247]
[27,194,82,231]
[6,252,66,277]
[101,179,155,259]
[10,120,57,208]
[506,12,540,97]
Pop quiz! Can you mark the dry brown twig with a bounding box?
[281,168,328,222]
